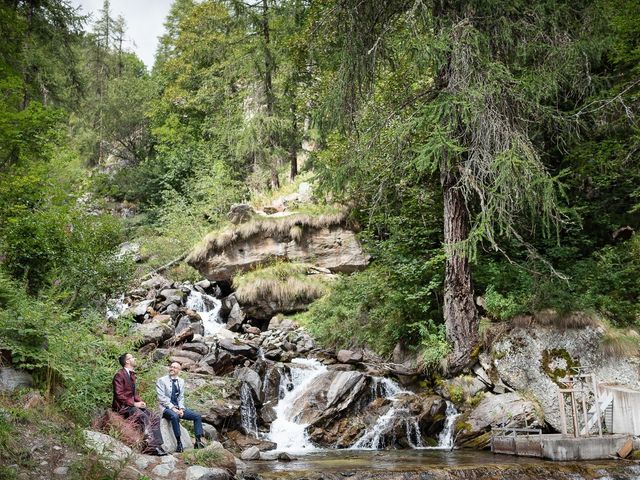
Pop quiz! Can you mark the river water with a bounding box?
[246,449,640,479]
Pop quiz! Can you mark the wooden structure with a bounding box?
[557,367,610,437]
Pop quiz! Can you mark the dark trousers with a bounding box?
[162,407,203,440]
[122,406,163,451]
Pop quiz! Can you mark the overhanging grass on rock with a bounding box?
[187,209,349,264]
[233,262,331,306]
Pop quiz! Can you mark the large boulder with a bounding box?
[285,370,368,426]
[234,367,262,402]
[130,317,174,347]
[488,324,640,431]
[0,367,33,392]
[185,466,230,480]
[186,214,370,281]
[160,419,194,453]
[84,430,133,462]
[218,338,257,360]
[455,392,542,448]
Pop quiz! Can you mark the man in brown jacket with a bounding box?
[112,352,166,455]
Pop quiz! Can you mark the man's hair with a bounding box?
[118,353,129,367]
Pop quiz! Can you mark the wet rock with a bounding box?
[261,366,282,404]
[164,303,180,318]
[277,452,294,462]
[337,350,363,364]
[200,399,241,428]
[226,431,277,452]
[175,316,192,335]
[287,371,367,426]
[0,367,33,392]
[196,279,212,290]
[212,349,237,375]
[220,294,237,319]
[226,303,245,331]
[240,446,261,461]
[234,367,262,401]
[417,395,448,436]
[260,404,277,424]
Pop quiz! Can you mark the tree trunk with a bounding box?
[289,102,298,181]
[441,166,478,374]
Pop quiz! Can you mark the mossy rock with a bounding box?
[541,348,579,384]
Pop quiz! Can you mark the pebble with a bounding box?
[53,466,68,475]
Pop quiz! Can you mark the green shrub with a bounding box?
[299,255,445,357]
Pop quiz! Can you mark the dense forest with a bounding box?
[0,0,639,471]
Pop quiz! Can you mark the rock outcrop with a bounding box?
[487,324,640,431]
[186,212,370,282]
[0,366,33,392]
[455,392,541,448]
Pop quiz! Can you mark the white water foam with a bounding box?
[186,290,223,336]
[436,401,461,450]
[267,358,327,452]
[240,382,259,437]
[106,294,127,321]
[352,377,422,449]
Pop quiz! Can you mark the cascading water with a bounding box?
[437,401,460,450]
[352,379,460,450]
[352,377,424,449]
[240,382,259,437]
[267,358,327,452]
[186,290,223,336]
[106,294,127,321]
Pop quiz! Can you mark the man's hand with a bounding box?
[134,401,146,408]
[173,407,184,417]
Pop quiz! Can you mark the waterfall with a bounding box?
[106,294,127,321]
[240,382,259,437]
[436,401,460,450]
[352,377,424,449]
[186,290,223,336]
[267,358,327,452]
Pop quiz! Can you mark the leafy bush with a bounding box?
[0,270,137,423]
[300,255,444,357]
[0,154,133,305]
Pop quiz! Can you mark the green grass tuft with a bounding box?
[233,261,331,305]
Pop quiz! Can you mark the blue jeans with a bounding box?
[162,407,203,440]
